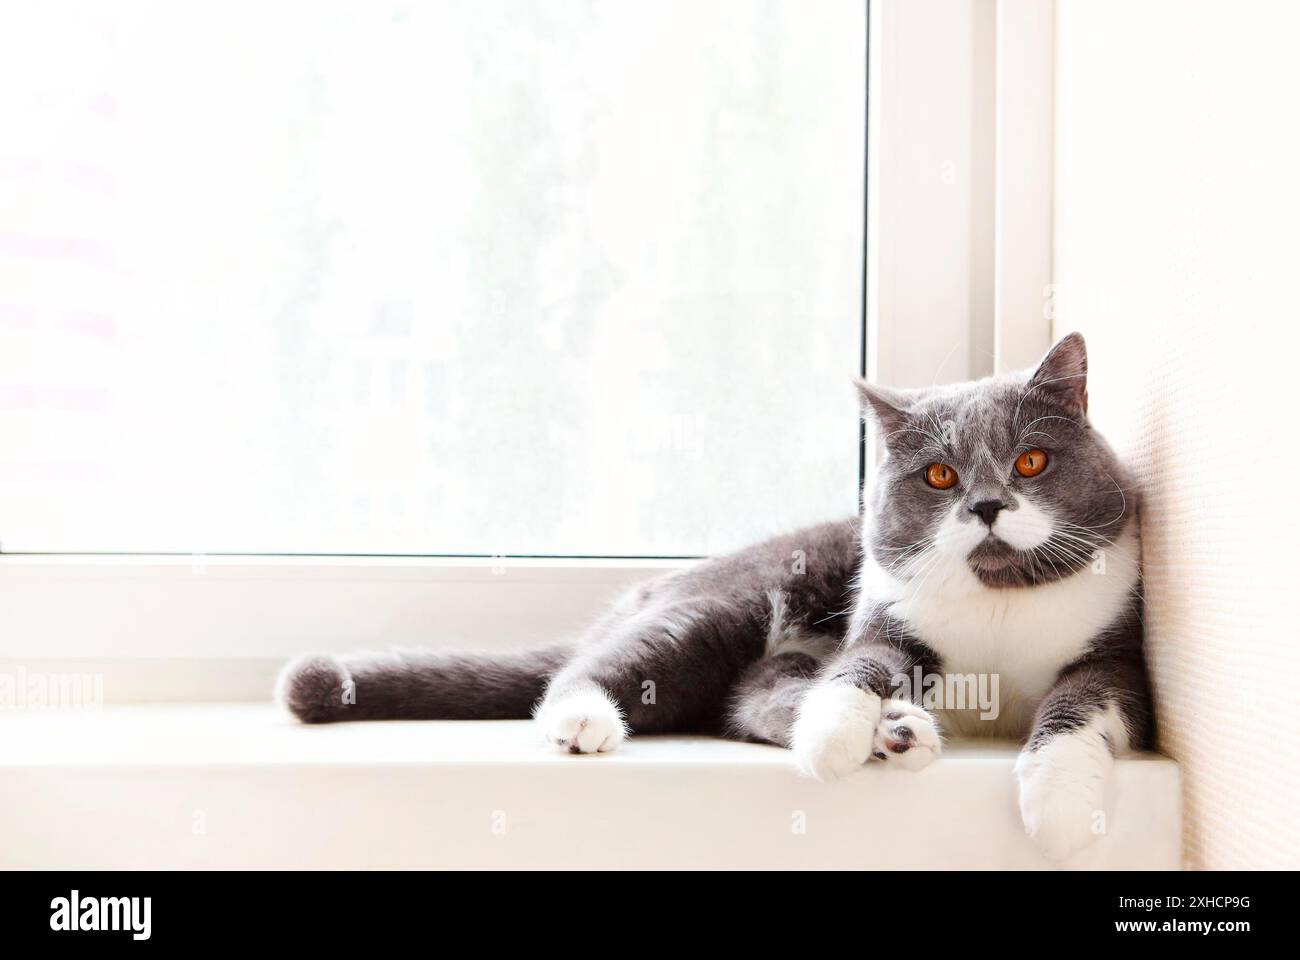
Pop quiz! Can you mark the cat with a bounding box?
[277,332,1150,861]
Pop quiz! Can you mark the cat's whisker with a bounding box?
[1049,528,1140,570]
[1029,542,1069,580]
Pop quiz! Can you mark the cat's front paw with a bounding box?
[790,684,881,781]
[1015,731,1112,862]
[535,687,627,754]
[871,699,942,771]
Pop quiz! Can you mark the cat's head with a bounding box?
[857,333,1134,588]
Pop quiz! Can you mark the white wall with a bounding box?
[1054,0,1300,868]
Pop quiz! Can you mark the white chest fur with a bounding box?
[858,523,1140,738]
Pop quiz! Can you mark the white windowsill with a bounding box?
[0,553,692,573]
[0,702,1182,869]
[0,555,693,701]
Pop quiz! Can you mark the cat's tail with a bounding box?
[275,646,571,723]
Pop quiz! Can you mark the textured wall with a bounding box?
[1054,0,1300,868]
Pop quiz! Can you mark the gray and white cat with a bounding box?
[278,332,1149,861]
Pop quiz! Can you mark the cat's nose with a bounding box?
[969,500,1007,527]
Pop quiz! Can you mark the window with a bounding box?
[0,1,866,558]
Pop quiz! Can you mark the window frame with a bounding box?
[0,553,691,700]
[1,0,1055,696]
[3,2,867,682]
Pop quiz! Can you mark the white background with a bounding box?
[0,0,866,556]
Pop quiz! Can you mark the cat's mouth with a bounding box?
[965,535,1044,587]
[967,535,1018,572]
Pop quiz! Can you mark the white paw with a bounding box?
[535,688,627,754]
[1015,728,1113,862]
[871,698,942,772]
[790,683,881,781]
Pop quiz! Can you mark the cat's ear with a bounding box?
[853,379,913,438]
[1026,332,1088,415]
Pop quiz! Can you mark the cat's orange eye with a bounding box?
[1015,449,1049,477]
[925,463,959,490]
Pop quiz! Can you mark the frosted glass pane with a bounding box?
[0,0,865,556]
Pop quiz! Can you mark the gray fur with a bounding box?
[279,647,571,723]
[860,332,1127,589]
[1026,603,1151,751]
[277,333,1151,758]
[279,520,859,737]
